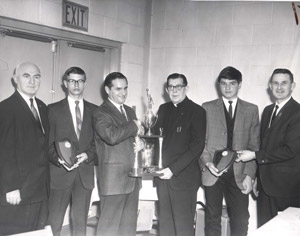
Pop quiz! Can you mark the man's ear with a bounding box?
[104,86,110,95]
[63,80,68,88]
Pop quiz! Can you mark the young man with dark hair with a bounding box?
[200,66,260,236]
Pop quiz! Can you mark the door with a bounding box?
[0,35,54,103]
[54,40,105,106]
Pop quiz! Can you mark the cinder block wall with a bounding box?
[0,0,151,116]
[149,0,300,116]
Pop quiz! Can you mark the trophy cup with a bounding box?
[128,89,163,177]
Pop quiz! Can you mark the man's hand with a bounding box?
[156,167,173,179]
[236,150,256,162]
[134,120,145,136]
[76,152,88,165]
[6,189,21,205]
[206,162,224,177]
[241,175,253,194]
[134,137,145,153]
[58,158,79,171]
[252,177,259,197]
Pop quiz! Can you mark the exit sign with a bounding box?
[62,0,89,31]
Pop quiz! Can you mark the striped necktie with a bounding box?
[75,100,82,139]
[30,98,44,133]
[120,105,128,121]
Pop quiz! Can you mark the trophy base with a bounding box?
[128,166,163,178]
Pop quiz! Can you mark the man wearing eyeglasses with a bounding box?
[154,73,206,236]
[200,66,259,236]
[47,67,97,236]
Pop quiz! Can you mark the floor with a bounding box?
[60,217,158,236]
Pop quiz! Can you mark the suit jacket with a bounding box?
[0,91,49,205]
[154,97,206,190]
[257,97,300,198]
[200,98,259,189]
[48,98,96,190]
[93,99,140,195]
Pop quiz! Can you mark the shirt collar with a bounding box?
[68,96,83,104]
[222,97,238,107]
[275,96,291,110]
[108,97,123,111]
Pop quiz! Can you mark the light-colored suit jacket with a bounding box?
[200,98,259,189]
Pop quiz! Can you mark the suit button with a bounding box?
[261,160,265,163]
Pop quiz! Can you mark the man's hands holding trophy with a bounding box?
[134,120,145,153]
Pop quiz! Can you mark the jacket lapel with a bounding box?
[216,98,227,129]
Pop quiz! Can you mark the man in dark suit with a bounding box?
[154,73,206,236]
[237,68,300,227]
[0,62,49,235]
[47,67,97,236]
[200,67,259,236]
[93,72,144,236]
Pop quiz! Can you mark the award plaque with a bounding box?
[213,149,237,173]
[55,138,77,168]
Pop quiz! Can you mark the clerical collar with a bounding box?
[172,96,188,108]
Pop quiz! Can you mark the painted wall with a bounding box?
[0,0,151,116]
[149,0,300,116]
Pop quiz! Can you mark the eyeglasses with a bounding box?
[66,79,86,85]
[167,84,186,91]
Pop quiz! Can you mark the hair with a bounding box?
[270,68,294,83]
[63,67,86,81]
[167,73,188,86]
[217,66,242,84]
[13,62,40,76]
[104,72,128,88]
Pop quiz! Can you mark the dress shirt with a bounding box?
[68,96,84,134]
[222,97,238,114]
[274,96,292,115]
[17,90,42,120]
[108,98,128,118]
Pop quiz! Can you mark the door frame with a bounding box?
[0,16,121,98]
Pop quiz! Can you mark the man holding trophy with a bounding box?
[154,73,206,236]
[93,72,144,236]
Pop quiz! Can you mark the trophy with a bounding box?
[128,89,163,177]
[143,89,158,136]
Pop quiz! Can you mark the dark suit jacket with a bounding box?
[0,91,49,205]
[154,97,206,190]
[257,97,300,198]
[93,99,140,195]
[200,98,259,189]
[48,98,96,190]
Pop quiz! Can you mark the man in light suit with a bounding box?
[200,66,260,236]
[93,72,144,236]
[47,67,97,236]
[236,68,300,227]
[154,73,206,236]
[0,62,49,235]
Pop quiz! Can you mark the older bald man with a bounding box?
[0,62,49,235]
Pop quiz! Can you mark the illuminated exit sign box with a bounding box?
[62,0,89,31]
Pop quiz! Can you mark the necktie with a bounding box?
[228,101,233,119]
[75,101,82,139]
[269,105,279,128]
[120,105,128,121]
[30,98,44,133]
[30,98,39,121]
